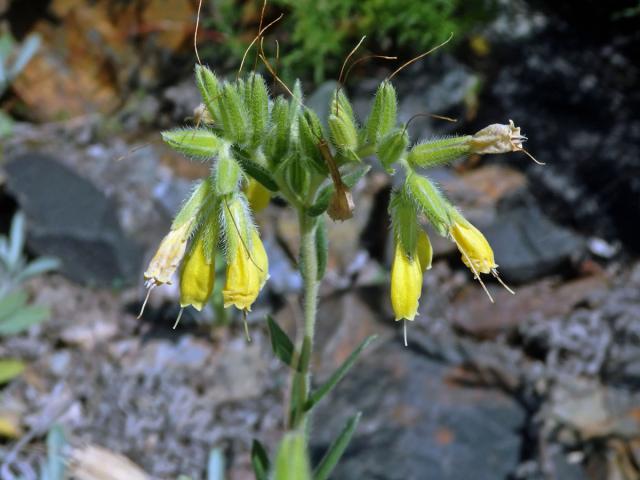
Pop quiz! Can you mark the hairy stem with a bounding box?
[293,209,319,434]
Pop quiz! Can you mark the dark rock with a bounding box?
[312,339,526,480]
[473,6,640,252]
[4,153,142,286]
[484,202,585,283]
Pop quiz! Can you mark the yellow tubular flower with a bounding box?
[449,220,496,274]
[245,178,271,213]
[390,242,423,321]
[179,234,215,311]
[223,230,269,311]
[144,220,193,286]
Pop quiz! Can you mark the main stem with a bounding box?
[297,209,319,433]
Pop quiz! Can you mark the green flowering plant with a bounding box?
[141,42,536,477]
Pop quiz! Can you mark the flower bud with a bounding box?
[469,120,525,155]
[245,73,269,148]
[214,143,242,196]
[161,128,221,160]
[390,240,422,321]
[219,82,248,144]
[264,97,291,163]
[405,174,451,235]
[195,64,221,122]
[377,129,408,173]
[366,81,397,145]
[407,136,471,168]
[328,90,358,153]
[180,230,215,311]
[298,109,328,175]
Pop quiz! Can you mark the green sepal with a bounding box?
[304,335,377,412]
[265,97,292,164]
[232,147,280,192]
[313,412,362,480]
[315,216,328,281]
[389,190,419,256]
[407,135,472,168]
[405,173,451,235]
[283,155,310,198]
[266,315,297,371]
[219,82,248,144]
[220,192,252,261]
[195,65,221,122]
[298,109,328,175]
[245,73,269,148]
[161,129,221,160]
[214,143,242,196]
[251,439,271,480]
[365,81,397,146]
[377,129,409,173]
[172,178,214,229]
[273,432,312,480]
[308,164,370,217]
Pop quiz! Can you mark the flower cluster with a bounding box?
[142,66,529,338]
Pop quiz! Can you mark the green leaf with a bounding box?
[307,164,370,217]
[315,217,328,281]
[8,211,25,271]
[207,448,225,480]
[161,129,221,160]
[0,290,27,319]
[0,305,49,336]
[274,432,311,480]
[17,256,60,283]
[313,412,361,480]
[266,315,296,370]
[232,148,280,192]
[251,439,271,480]
[44,424,66,480]
[289,337,311,428]
[305,335,377,411]
[0,358,25,384]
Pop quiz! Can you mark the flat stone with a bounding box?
[5,153,142,286]
[312,339,526,480]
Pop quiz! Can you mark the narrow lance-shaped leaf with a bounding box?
[162,129,222,160]
[232,148,280,192]
[45,425,67,480]
[207,448,225,480]
[313,412,362,480]
[0,305,49,337]
[266,315,296,370]
[251,439,271,480]
[305,335,377,411]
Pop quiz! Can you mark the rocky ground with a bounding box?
[1,1,639,479]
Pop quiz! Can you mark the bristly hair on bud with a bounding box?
[365,80,397,146]
[161,129,221,160]
[404,173,452,236]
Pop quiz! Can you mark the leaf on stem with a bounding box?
[313,412,362,480]
[251,439,271,480]
[305,335,377,411]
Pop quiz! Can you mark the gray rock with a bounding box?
[312,339,526,480]
[5,153,142,286]
[485,203,585,283]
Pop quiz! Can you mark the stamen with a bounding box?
[460,249,494,303]
[173,308,184,329]
[137,285,155,319]
[521,148,545,165]
[403,320,408,347]
[243,310,252,342]
[492,269,515,295]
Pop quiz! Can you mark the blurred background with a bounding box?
[1,0,640,478]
